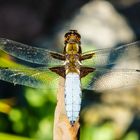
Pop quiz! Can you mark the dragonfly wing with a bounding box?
[82,68,140,92]
[82,41,140,67]
[0,38,64,66]
[0,67,62,89]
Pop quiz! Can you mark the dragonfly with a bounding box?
[0,30,140,125]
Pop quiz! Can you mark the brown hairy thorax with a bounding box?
[49,30,95,78]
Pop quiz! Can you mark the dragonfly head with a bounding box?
[64,30,82,54]
[64,30,81,44]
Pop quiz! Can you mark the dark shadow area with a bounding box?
[114,1,140,40]
[81,89,102,109]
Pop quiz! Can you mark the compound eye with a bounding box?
[65,33,70,38]
[65,35,70,42]
[76,36,80,40]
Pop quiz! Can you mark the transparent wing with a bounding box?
[0,66,62,89]
[82,41,140,67]
[0,38,64,66]
[82,68,140,92]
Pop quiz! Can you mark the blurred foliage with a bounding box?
[0,133,36,140]
[0,86,56,140]
[80,123,139,140]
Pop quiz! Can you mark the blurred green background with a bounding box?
[0,0,140,140]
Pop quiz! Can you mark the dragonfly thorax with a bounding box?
[65,53,81,75]
[64,40,82,75]
[65,43,80,54]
